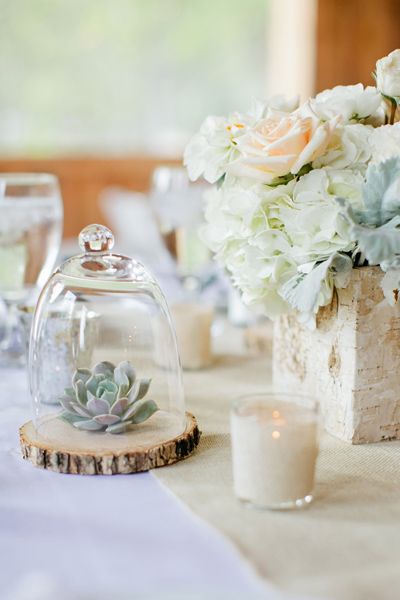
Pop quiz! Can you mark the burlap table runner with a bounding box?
[154,343,400,600]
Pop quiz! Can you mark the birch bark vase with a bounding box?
[273,266,400,444]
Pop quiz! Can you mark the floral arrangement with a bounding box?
[59,361,158,434]
[184,50,400,327]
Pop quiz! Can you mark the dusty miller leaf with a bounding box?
[280,253,352,324]
[358,157,400,226]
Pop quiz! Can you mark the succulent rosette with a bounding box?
[186,51,400,327]
[59,360,158,434]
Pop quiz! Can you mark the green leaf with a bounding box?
[59,411,87,426]
[124,399,158,425]
[128,378,151,403]
[93,361,115,378]
[115,361,136,391]
[59,396,75,413]
[74,419,104,431]
[352,216,400,264]
[105,422,128,434]
[96,379,118,404]
[74,379,88,406]
[86,374,106,396]
[72,368,91,387]
[358,157,400,226]
[280,254,352,323]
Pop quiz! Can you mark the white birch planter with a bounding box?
[273,266,400,444]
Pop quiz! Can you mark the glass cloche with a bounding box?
[27,224,193,472]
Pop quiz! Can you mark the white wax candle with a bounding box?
[231,399,319,509]
[171,303,213,370]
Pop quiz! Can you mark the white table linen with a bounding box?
[0,369,295,600]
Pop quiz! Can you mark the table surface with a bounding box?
[0,365,296,600]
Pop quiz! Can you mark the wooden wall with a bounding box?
[0,156,179,238]
[316,0,400,91]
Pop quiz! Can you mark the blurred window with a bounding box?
[0,0,268,156]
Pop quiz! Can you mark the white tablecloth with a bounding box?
[0,369,296,600]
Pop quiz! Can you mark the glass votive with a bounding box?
[171,302,214,370]
[231,393,319,510]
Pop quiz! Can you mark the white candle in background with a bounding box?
[171,303,213,370]
[231,394,319,510]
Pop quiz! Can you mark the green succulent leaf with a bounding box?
[105,422,128,434]
[110,397,129,416]
[114,369,129,396]
[59,411,87,426]
[59,395,76,413]
[86,374,106,396]
[87,394,110,416]
[124,398,158,424]
[72,369,91,387]
[129,378,152,403]
[115,361,136,389]
[97,379,118,395]
[71,402,92,418]
[93,414,120,426]
[93,361,115,378]
[74,380,88,406]
[74,419,104,431]
[61,360,156,434]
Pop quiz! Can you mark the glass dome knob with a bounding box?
[79,224,114,254]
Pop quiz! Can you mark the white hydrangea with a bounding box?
[183,114,245,184]
[201,180,296,317]
[278,168,361,263]
[313,123,372,170]
[184,72,400,326]
[311,84,382,123]
[370,123,400,163]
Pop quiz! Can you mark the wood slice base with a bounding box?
[20,412,201,475]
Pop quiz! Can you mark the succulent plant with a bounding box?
[58,360,158,434]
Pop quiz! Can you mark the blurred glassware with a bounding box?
[0,173,63,367]
[150,166,211,294]
[170,302,214,370]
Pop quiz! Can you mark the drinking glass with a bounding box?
[150,166,211,291]
[0,173,63,367]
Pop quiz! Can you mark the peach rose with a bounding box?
[228,110,339,184]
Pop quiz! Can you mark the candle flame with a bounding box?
[272,410,280,419]
[272,430,280,439]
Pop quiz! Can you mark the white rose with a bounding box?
[376,49,400,98]
[228,109,339,184]
[370,123,400,162]
[311,84,381,122]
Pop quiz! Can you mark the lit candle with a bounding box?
[171,303,213,370]
[231,393,319,510]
